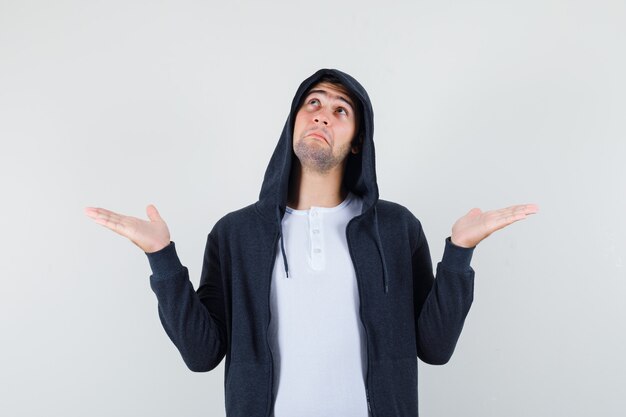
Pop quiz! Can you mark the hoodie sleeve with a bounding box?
[145,232,227,372]
[412,225,475,365]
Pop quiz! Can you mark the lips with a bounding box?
[307,131,329,144]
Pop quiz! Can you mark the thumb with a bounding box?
[146,204,162,222]
[468,207,482,217]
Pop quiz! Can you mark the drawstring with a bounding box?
[276,205,290,278]
[276,202,387,293]
[373,205,389,294]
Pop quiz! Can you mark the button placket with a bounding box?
[309,208,324,270]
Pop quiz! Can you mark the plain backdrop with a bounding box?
[1,0,624,416]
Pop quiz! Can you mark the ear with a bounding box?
[351,132,364,154]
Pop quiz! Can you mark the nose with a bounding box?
[313,109,330,126]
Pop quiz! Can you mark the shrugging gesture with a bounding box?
[84,204,171,253]
[450,204,540,248]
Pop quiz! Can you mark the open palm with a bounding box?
[451,204,539,248]
[84,204,171,253]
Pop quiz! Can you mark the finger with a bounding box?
[494,203,539,217]
[146,204,162,222]
[522,203,540,214]
[85,206,120,219]
[95,214,130,234]
[487,216,520,233]
[468,207,482,217]
[511,204,539,218]
[85,207,131,235]
[491,209,533,231]
[84,206,99,217]
[86,207,124,224]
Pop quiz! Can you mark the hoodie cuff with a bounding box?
[145,241,184,278]
[441,236,475,272]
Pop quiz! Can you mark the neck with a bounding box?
[287,160,348,210]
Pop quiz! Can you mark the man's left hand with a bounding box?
[450,204,539,248]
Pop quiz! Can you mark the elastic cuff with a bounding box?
[145,241,184,277]
[441,236,474,271]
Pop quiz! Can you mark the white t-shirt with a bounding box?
[268,191,370,417]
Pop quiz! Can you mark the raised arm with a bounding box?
[146,233,227,372]
[413,203,539,364]
[84,204,227,371]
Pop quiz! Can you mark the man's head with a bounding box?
[292,75,363,174]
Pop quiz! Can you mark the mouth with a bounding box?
[307,132,329,144]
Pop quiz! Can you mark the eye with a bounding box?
[308,98,320,106]
[337,107,348,116]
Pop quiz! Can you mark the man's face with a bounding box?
[292,81,358,174]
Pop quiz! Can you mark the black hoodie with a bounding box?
[146,68,475,416]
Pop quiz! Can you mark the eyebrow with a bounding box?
[305,89,354,111]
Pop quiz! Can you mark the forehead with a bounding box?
[303,81,355,108]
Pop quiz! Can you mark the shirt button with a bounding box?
[312,229,320,234]
[313,248,322,253]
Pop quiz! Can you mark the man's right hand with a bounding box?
[84,204,171,253]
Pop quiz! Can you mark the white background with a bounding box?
[1,0,624,416]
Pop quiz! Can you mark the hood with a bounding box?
[255,68,390,294]
[258,68,379,215]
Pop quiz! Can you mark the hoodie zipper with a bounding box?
[266,231,280,417]
[346,216,375,416]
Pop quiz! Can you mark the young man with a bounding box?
[85,68,538,417]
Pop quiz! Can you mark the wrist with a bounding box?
[450,235,474,249]
[442,237,475,270]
